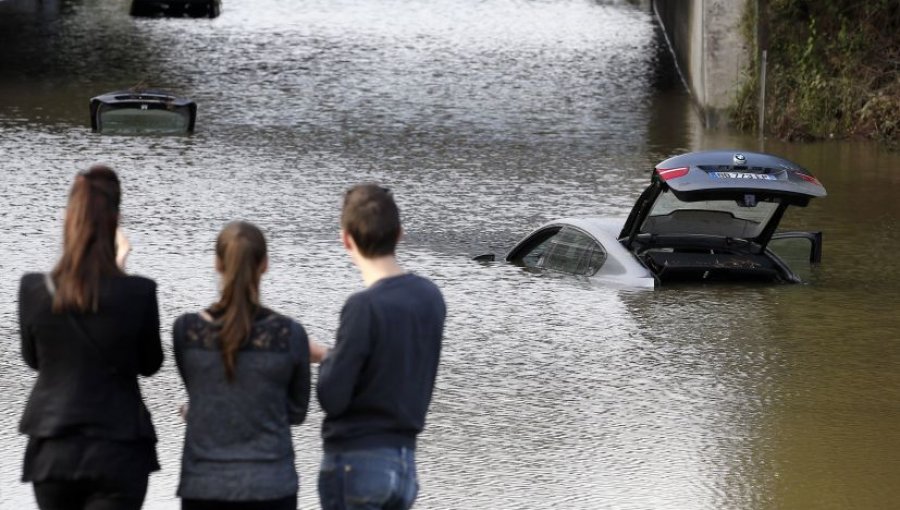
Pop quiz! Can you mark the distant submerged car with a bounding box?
[90,90,196,135]
[476,150,827,288]
[130,0,221,18]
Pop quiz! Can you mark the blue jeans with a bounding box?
[318,447,418,510]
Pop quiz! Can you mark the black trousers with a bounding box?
[33,478,148,510]
[181,495,297,510]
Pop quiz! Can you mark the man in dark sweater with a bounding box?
[312,184,445,510]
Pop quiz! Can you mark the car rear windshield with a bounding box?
[98,105,192,134]
[640,190,779,239]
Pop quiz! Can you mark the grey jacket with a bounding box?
[173,309,310,501]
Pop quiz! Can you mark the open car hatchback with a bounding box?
[618,150,826,284]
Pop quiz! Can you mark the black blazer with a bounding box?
[18,273,163,441]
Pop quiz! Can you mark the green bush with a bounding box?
[731,0,899,145]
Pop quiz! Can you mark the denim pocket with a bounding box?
[343,463,397,505]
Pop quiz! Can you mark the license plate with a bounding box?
[710,172,776,180]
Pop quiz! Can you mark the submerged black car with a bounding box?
[90,90,196,135]
[478,150,827,288]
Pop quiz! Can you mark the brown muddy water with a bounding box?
[1,0,899,508]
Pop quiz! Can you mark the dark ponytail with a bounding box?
[209,221,267,382]
[52,165,123,313]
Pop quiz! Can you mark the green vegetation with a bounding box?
[731,0,899,145]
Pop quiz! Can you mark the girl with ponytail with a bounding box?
[173,221,311,510]
[18,165,163,510]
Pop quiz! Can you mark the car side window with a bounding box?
[521,236,555,267]
[539,227,607,276]
[510,227,561,268]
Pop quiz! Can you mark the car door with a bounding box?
[768,231,823,262]
[511,226,607,277]
[766,231,823,281]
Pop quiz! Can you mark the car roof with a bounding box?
[90,90,195,107]
[655,150,826,200]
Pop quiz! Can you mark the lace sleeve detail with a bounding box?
[181,312,293,352]
[182,314,218,349]
[248,315,292,351]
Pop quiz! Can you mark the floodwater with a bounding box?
[1,0,899,508]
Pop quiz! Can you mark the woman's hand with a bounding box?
[309,339,330,364]
[115,227,132,270]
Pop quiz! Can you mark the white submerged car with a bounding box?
[477,150,827,288]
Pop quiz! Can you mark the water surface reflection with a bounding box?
[1,0,899,509]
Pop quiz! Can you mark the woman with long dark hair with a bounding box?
[18,165,163,510]
[173,221,310,510]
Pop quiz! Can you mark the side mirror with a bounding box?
[473,253,496,262]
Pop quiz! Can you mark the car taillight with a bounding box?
[656,167,689,181]
[796,173,821,185]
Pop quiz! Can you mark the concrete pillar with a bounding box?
[654,0,751,128]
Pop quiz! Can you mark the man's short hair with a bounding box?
[341,184,401,257]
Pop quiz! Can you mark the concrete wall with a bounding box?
[653,0,751,128]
